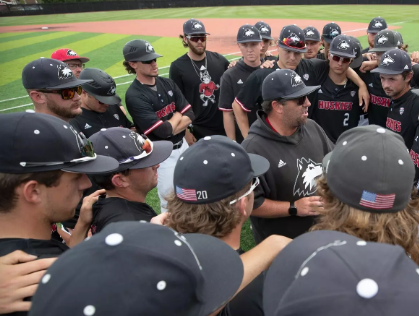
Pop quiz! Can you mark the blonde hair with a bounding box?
[311,175,419,264]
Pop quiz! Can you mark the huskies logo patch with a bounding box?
[108,85,116,96]
[377,34,388,45]
[330,29,340,37]
[288,33,301,43]
[192,22,203,30]
[57,64,73,80]
[145,43,154,53]
[305,29,315,37]
[381,54,395,66]
[66,49,78,56]
[113,114,119,120]
[259,26,270,34]
[372,20,383,28]
[244,28,255,37]
[303,74,309,81]
[293,158,323,196]
[291,73,303,87]
[337,40,350,50]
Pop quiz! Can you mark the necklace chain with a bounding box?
[188,54,207,79]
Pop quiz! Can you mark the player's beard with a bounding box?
[189,42,206,56]
[46,95,82,120]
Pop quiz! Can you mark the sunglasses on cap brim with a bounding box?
[330,54,352,64]
[279,95,307,106]
[37,86,82,100]
[281,37,306,49]
[186,36,207,43]
[230,177,260,205]
[118,134,154,164]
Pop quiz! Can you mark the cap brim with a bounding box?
[329,50,356,58]
[63,56,90,63]
[322,151,332,174]
[350,56,363,69]
[186,32,210,35]
[278,42,307,53]
[369,46,397,53]
[90,93,122,106]
[248,153,270,177]
[322,37,333,43]
[367,30,379,34]
[283,85,321,100]
[61,155,119,174]
[48,78,94,90]
[305,38,321,42]
[371,67,404,75]
[237,39,262,43]
[186,233,243,316]
[261,35,273,40]
[129,53,163,62]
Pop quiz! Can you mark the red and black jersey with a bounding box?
[125,77,191,144]
[311,77,361,143]
[386,90,419,150]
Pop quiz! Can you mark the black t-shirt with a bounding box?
[410,129,419,183]
[169,51,229,130]
[125,77,191,144]
[70,105,133,138]
[91,196,157,235]
[311,77,361,143]
[316,52,326,60]
[386,90,419,150]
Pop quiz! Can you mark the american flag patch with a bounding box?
[359,190,395,209]
[176,186,197,201]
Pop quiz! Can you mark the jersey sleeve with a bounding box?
[172,80,192,114]
[117,105,134,128]
[235,71,262,113]
[169,63,185,94]
[218,73,234,111]
[306,59,329,85]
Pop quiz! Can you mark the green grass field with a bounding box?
[1,5,418,250]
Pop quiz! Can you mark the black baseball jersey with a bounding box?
[311,77,361,143]
[70,105,133,138]
[410,128,419,184]
[169,51,229,131]
[386,90,419,150]
[316,52,326,60]
[125,77,191,144]
[362,47,370,54]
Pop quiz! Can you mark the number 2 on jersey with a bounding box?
[343,113,349,126]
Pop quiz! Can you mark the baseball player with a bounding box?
[51,48,89,79]
[254,21,277,61]
[311,35,363,143]
[70,68,133,137]
[242,69,334,242]
[371,49,419,150]
[362,16,388,54]
[219,24,263,143]
[303,26,322,59]
[317,22,342,60]
[123,39,195,213]
[170,19,229,143]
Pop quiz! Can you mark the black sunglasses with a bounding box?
[141,59,156,64]
[186,36,207,43]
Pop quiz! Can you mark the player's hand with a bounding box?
[265,50,273,57]
[358,85,370,112]
[364,53,375,61]
[359,60,378,73]
[78,189,106,225]
[260,60,275,69]
[0,251,56,314]
[228,60,238,69]
[294,196,323,217]
[185,129,197,146]
[150,212,169,226]
[411,51,419,64]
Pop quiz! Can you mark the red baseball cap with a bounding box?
[51,48,90,63]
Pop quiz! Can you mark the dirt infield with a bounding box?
[0,19,400,54]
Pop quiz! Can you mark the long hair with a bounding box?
[311,175,419,264]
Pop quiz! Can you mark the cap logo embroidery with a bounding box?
[145,43,154,53]
[288,32,301,43]
[404,65,409,70]
[244,28,255,37]
[57,64,73,80]
[305,29,315,36]
[381,55,395,66]
[337,40,350,50]
[129,132,145,153]
[330,29,339,37]
[293,158,322,196]
[291,73,303,87]
[259,26,269,33]
[66,49,78,56]
[192,22,203,30]
[108,85,116,95]
[377,34,388,45]
[373,20,383,28]
[69,126,85,154]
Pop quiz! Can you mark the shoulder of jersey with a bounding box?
[172,53,189,64]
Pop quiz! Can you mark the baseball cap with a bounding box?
[329,35,356,58]
[262,69,320,101]
[174,135,269,204]
[123,39,162,62]
[89,127,172,173]
[263,230,419,316]
[303,26,321,42]
[0,112,118,174]
[51,48,90,63]
[29,222,244,316]
[322,22,342,43]
[237,24,262,43]
[183,18,210,35]
[367,16,388,33]
[349,36,363,69]
[278,25,307,53]
[79,68,121,105]
[255,21,273,40]
[369,30,398,53]
[394,31,404,46]
[22,58,93,90]
[322,125,414,213]
[371,49,412,75]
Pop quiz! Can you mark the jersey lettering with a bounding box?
[156,102,176,119]
[386,117,402,133]
[370,93,391,108]
[410,149,419,168]
[318,100,353,111]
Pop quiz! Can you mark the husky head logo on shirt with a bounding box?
[291,73,303,87]
[305,29,315,37]
[66,49,78,56]
[293,158,323,197]
[57,64,73,80]
[381,54,395,66]
[192,22,203,30]
[145,43,154,53]
[373,20,383,28]
[337,40,350,50]
[377,34,388,45]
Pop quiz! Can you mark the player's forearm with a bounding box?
[253,198,291,218]
[232,101,249,139]
[172,115,192,135]
[223,111,236,141]
[167,112,182,131]
[347,68,366,89]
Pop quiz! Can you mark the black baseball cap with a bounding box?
[255,21,273,40]
[369,30,398,53]
[123,39,162,62]
[322,22,342,43]
[367,16,387,33]
[0,112,118,174]
[329,34,356,58]
[237,24,262,43]
[278,25,307,53]
[323,125,414,213]
[79,68,121,105]
[174,135,269,204]
[89,127,172,173]
[183,18,209,35]
[394,31,404,46]
[263,230,419,316]
[349,36,363,69]
[29,221,244,316]
[262,69,320,101]
[303,26,321,42]
[22,58,92,90]
[372,49,412,75]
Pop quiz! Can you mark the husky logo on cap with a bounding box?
[57,64,73,80]
[288,33,301,43]
[305,29,315,36]
[192,22,203,30]
[377,34,388,45]
[373,20,383,28]
[129,131,145,153]
[291,73,303,87]
[337,40,350,50]
[244,28,255,37]
[66,49,78,56]
[293,158,322,196]
[259,26,269,33]
[381,54,395,66]
[107,85,116,96]
[330,29,339,37]
[145,43,154,53]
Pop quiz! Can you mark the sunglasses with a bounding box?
[230,177,260,205]
[330,54,352,64]
[37,86,82,100]
[141,59,156,65]
[118,134,154,164]
[186,36,207,43]
[281,37,306,49]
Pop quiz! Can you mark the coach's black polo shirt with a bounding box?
[91,196,157,235]
[0,238,68,258]
[70,105,133,138]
